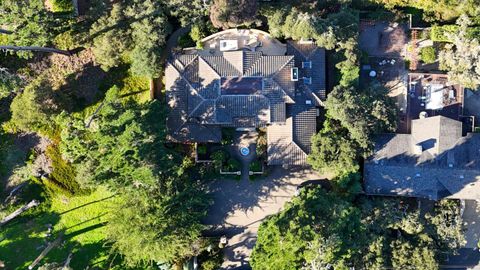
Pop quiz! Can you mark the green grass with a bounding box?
[0,186,118,269]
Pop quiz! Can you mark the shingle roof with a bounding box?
[166,42,325,165]
[287,41,326,101]
[364,116,480,200]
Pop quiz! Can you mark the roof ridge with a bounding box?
[243,54,265,76]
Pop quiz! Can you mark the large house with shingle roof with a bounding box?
[165,39,326,166]
[364,115,480,200]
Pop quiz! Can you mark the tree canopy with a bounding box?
[439,15,480,89]
[89,0,171,78]
[251,187,465,270]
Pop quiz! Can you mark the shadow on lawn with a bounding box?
[58,194,116,215]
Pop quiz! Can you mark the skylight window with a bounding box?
[291,67,299,81]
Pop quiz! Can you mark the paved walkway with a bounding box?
[203,166,325,269]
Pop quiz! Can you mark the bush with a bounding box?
[211,150,228,170]
[197,144,207,155]
[431,25,480,42]
[46,144,84,196]
[177,33,195,48]
[51,0,74,12]
[221,128,235,145]
[420,46,436,64]
[225,158,241,172]
[249,160,262,172]
[54,30,76,50]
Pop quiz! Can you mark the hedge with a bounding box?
[431,25,480,42]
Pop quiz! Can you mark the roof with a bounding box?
[166,40,326,165]
[364,116,480,200]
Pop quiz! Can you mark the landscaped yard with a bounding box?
[0,186,117,269]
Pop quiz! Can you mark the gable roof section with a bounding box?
[287,41,326,101]
[364,116,480,200]
[267,117,308,166]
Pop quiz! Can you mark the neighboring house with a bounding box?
[165,37,326,166]
[364,115,480,200]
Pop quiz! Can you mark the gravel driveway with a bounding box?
[202,166,327,269]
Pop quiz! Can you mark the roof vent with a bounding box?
[415,173,421,177]
[460,175,465,179]
[302,61,312,68]
[413,144,423,155]
[303,77,312,85]
[448,163,453,168]
[305,100,312,105]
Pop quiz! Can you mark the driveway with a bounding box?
[203,166,326,269]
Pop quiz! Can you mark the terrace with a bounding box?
[198,29,286,56]
[406,73,464,133]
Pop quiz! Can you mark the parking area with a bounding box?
[203,166,327,269]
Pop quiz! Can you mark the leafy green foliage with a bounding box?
[325,84,397,151]
[210,0,258,29]
[90,0,171,78]
[45,144,83,196]
[50,0,74,13]
[252,187,465,270]
[0,67,22,99]
[0,0,68,58]
[59,86,210,265]
[372,0,480,21]
[439,15,480,89]
[8,77,54,133]
[107,187,210,266]
[420,46,436,64]
[308,118,360,175]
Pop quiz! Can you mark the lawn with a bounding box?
[0,185,118,269]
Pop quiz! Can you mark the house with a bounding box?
[364,115,480,200]
[165,36,326,166]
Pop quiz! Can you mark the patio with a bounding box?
[406,73,464,133]
[198,29,286,56]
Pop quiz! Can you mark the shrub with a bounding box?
[431,25,480,42]
[177,33,195,48]
[53,30,76,50]
[420,46,436,64]
[46,144,84,196]
[221,128,235,145]
[226,158,241,172]
[197,144,207,155]
[249,160,262,172]
[211,150,227,170]
[51,0,74,13]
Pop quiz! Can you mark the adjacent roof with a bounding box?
[364,116,480,200]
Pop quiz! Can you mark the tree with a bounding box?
[439,15,480,89]
[325,84,397,151]
[210,0,258,29]
[0,0,66,58]
[89,0,171,78]
[59,87,211,265]
[252,187,465,270]
[8,77,55,132]
[308,118,360,175]
[391,239,438,270]
[165,0,208,26]
[107,186,210,266]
